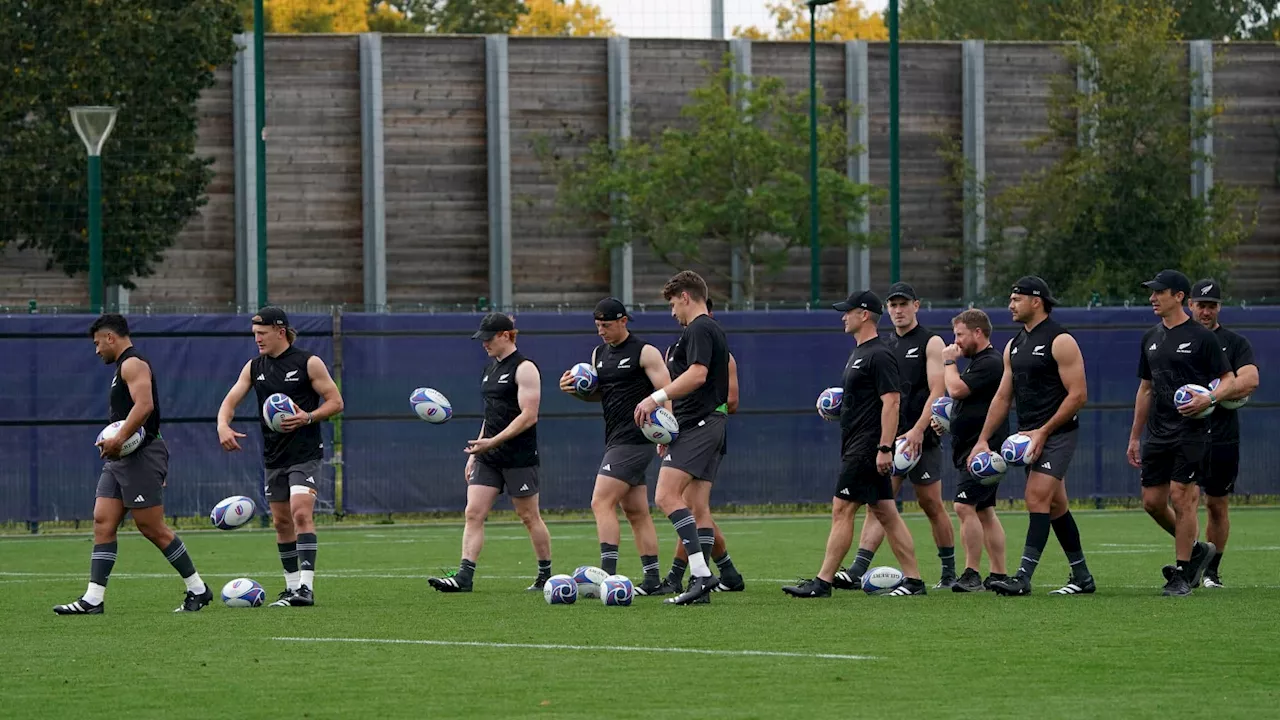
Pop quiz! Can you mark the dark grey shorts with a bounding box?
[598,443,657,487]
[470,461,539,498]
[896,443,942,485]
[96,438,168,509]
[661,413,727,483]
[264,458,322,503]
[1024,428,1077,481]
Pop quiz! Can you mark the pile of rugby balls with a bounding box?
[544,565,634,607]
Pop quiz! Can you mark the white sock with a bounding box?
[183,572,206,595]
[285,571,301,591]
[688,551,712,578]
[84,582,106,605]
[299,570,314,589]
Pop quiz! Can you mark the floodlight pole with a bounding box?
[70,106,118,314]
[254,0,268,308]
[889,0,901,283]
[808,0,838,306]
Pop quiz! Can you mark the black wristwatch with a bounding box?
[944,359,956,366]
[877,445,893,454]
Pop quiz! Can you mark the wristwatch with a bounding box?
[877,444,893,454]
[944,359,956,366]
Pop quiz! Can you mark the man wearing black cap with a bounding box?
[840,281,955,590]
[560,297,669,594]
[969,277,1095,596]
[782,290,927,597]
[217,307,345,607]
[429,312,553,593]
[1127,270,1235,596]
[1182,279,1259,587]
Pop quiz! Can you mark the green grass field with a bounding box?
[4,509,1279,719]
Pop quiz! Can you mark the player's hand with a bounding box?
[634,396,659,426]
[559,371,576,394]
[1024,429,1047,464]
[96,434,125,460]
[899,427,924,458]
[930,417,945,436]
[279,412,311,432]
[1126,438,1142,469]
[967,439,990,468]
[1177,392,1213,417]
[942,343,964,364]
[465,437,498,455]
[464,455,476,482]
[876,449,892,476]
[656,444,667,457]
[218,423,246,452]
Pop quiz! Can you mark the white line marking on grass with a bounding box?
[270,636,877,661]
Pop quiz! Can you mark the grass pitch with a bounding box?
[3,509,1279,719]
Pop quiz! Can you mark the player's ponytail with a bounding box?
[285,327,297,344]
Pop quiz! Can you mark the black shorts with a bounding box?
[470,460,539,498]
[1141,439,1209,487]
[896,444,942,485]
[264,458,322,503]
[661,413,727,483]
[598,443,656,487]
[954,474,998,511]
[835,454,893,505]
[96,438,168,509]
[1199,443,1239,497]
[1023,428,1077,480]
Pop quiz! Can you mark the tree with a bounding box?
[368,2,424,31]
[511,0,614,37]
[537,63,878,304]
[421,0,526,34]
[0,0,240,290]
[735,0,888,41]
[979,0,1256,304]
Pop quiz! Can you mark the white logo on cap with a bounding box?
[1201,284,1214,295]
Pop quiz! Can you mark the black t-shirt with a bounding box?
[1210,325,1255,445]
[1137,317,1231,444]
[889,324,940,449]
[950,345,1008,470]
[251,346,324,469]
[110,346,161,449]
[479,350,539,468]
[594,334,654,447]
[840,336,901,459]
[665,314,730,426]
[1010,318,1078,436]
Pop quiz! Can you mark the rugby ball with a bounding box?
[568,362,598,398]
[262,392,301,433]
[543,574,577,605]
[210,495,256,530]
[572,565,609,599]
[892,437,920,475]
[1001,433,1033,466]
[642,407,680,445]
[410,387,453,424]
[816,387,843,422]
[221,578,265,608]
[1174,384,1215,419]
[600,574,634,607]
[96,421,145,457]
[1208,378,1248,410]
[931,396,955,433]
[862,566,905,595]
[969,451,1008,486]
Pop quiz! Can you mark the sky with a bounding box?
[594,0,890,39]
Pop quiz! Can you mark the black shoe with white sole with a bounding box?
[666,574,718,605]
[781,578,832,598]
[269,589,296,607]
[429,575,473,593]
[634,577,665,596]
[175,586,214,612]
[1162,573,1193,597]
[991,575,1032,596]
[713,570,745,592]
[288,585,314,606]
[831,569,861,590]
[53,598,104,615]
[1049,575,1096,595]
[1203,571,1225,589]
[951,568,985,593]
[885,578,927,596]
[1189,541,1216,587]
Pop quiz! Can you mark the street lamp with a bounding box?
[70,106,118,314]
[808,0,838,306]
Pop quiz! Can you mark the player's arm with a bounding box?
[943,357,971,399]
[1127,378,1153,468]
[905,335,946,444]
[634,325,713,423]
[640,344,674,411]
[217,360,254,451]
[115,357,154,440]
[478,361,540,449]
[726,353,739,414]
[1227,363,1259,400]
[306,355,344,422]
[878,392,900,450]
[975,341,1015,448]
[1035,333,1087,436]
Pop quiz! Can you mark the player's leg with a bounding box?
[952,501,986,592]
[1201,443,1237,588]
[590,474,630,574]
[707,519,744,592]
[656,416,726,604]
[429,470,500,593]
[977,507,1007,579]
[1047,480,1094,595]
[682,479,742,592]
[287,475,319,606]
[865,499,926,595]
[54,492,125,614]
[1140,443,1177,536]
[912,447,956,587]
[835,474,902,589]
[263,465,301,605]
[1170,441,1215,591]
[991,470,1057,596]
[510,468,553,589]
[619,484,663,594]
[131,504,212,611]
[782,497,857,598]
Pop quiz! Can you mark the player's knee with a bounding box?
[515,504,541,526]
[135,518,169,543]
[954,503,975,521]
[1141,493,1166,515]
[272,512,294,534]
[590,493,615,516]
[654,487,682,514]
[1206,496,1229,516]
[463,503,488,525]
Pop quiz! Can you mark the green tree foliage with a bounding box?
[538,62,878,304]
[421,0,526,34]
[980,0,1257,304]
[902,0,1280,40]
[1,0,240,289]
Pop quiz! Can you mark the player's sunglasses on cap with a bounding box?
[1011,276,1058,306]
[472,312,515,340]
[1142,269,1192,297]
[833,290,884,316]
[251,306,290,327]
[593,297,630,321]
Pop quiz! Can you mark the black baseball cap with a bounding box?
[471,312,515,340]
[833,290,884,316]
[885,282,918,302]
[1011,276,1058,306]
[1191,278,1222,302]
[1142,269,1192,297]
[593,297,630,321]
[251,306,290,328]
